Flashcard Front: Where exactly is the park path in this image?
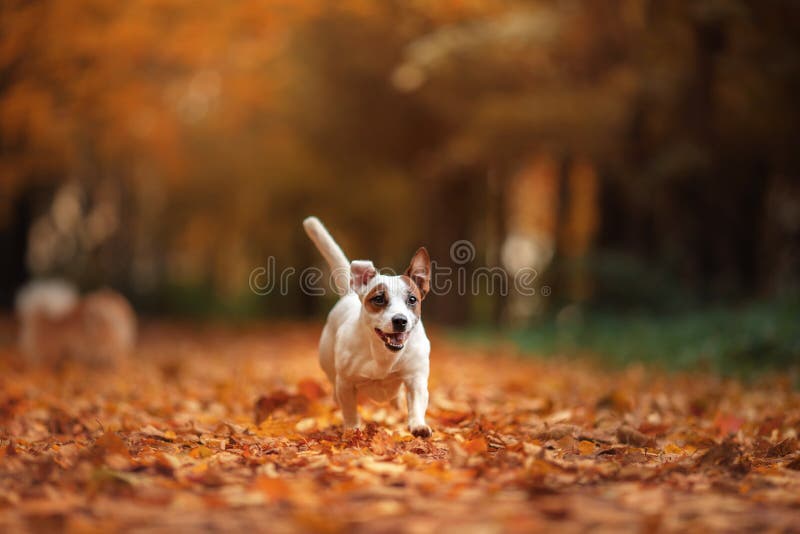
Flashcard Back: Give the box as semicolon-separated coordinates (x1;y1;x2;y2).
1;321;799;532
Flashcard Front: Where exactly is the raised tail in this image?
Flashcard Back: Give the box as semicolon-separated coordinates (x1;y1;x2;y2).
303;216;350;295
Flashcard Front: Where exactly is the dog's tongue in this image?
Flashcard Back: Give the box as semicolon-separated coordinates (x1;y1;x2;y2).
387;332;408;344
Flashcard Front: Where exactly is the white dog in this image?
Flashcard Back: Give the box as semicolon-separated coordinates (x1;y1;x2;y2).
303;216;433;437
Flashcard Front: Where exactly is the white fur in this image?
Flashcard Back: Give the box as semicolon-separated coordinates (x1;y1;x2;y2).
303;216;432;436
303;217;350;296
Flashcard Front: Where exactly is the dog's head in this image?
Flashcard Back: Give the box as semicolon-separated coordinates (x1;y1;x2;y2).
351;247;431;352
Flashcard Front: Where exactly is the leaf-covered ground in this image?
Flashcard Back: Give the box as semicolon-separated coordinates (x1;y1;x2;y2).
1;320;799;533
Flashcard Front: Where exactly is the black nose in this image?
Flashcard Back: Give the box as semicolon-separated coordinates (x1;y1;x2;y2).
392;315;408;332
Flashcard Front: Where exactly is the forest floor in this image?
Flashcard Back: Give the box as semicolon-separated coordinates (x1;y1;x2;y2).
1;320;799;533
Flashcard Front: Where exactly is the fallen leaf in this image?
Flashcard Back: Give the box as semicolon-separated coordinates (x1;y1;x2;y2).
189;446;214;459
254;391;292;423
616;425;656;447
766;438;797;458
664;443;686;455
463;436;489;455
596;390;633;412
297;378;326;401
359;457;406;476
537;424;579;441
578;440;596;455
786;456;800;470
3;321;799;532
697;440;751;475
434;410;472;426
714;413;745;436
93;431;131;460
252;476;290;500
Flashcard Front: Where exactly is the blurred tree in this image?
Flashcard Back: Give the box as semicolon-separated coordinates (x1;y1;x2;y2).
0;0;798;319
0;0;319;301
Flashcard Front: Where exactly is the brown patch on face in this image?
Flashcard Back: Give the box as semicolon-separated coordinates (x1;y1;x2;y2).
405;247;431;299
401;275;423;318
363;283;388;314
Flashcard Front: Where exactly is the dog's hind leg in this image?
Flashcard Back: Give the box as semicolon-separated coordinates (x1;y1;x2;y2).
389;383;406;411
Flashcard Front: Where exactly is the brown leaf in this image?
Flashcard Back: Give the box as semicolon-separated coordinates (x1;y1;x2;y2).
596;390;633;412
766;438;797;458
786;456;800;470
696;440;751;475
297;378;326;401
616;425;656;447
93;432;131;459
537;424;580;441
153;453;181;475
757;416;784;437
637;422;671;436
254;390;292;423
254;389;310;422
5;321;800;531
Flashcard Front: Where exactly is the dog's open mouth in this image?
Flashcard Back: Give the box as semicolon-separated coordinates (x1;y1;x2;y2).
374;329;408;352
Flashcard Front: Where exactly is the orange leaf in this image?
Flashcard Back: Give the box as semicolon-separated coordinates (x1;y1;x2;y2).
664;443;685;455
714;413;745;436
190;446;214;459
435;410;471;426
94;432;130;459
578;440;596;455
297;378;326;401
463;437;488;454
253;476;290;500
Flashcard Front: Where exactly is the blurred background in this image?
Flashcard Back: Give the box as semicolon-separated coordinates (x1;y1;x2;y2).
1;0;798;371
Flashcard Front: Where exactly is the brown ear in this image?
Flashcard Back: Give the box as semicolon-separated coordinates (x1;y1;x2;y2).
405;247;431;299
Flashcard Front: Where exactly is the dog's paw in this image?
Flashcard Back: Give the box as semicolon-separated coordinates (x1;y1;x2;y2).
410;424;432;438
342;424;361;434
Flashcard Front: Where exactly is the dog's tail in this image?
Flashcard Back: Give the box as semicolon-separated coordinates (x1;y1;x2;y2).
303;216;350;295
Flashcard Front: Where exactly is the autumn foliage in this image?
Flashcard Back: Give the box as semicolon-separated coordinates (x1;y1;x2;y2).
2;1;799;314
1;320;798;531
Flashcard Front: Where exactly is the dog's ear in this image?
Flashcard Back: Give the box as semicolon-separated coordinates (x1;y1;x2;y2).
405;247;431;299
350;260;377;295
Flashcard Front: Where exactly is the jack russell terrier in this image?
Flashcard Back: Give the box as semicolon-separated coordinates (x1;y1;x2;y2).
303;216;433;437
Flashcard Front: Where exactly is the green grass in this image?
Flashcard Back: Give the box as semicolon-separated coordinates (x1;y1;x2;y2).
450;299;800;376
148;282;266;320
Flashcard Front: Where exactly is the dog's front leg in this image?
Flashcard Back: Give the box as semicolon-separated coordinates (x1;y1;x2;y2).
335;378;359;430
405;377;431;438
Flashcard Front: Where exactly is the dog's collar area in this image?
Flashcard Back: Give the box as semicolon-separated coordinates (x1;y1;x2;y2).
374;328;408;352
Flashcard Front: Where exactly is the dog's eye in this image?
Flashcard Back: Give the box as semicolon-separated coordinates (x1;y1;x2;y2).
371;294;386;305
407;295;417;306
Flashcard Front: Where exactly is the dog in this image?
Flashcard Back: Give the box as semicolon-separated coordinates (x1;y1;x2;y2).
15;279;137;366
303;216;433;437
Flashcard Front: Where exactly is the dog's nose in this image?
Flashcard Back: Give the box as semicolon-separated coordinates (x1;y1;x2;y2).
391;314;408;332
